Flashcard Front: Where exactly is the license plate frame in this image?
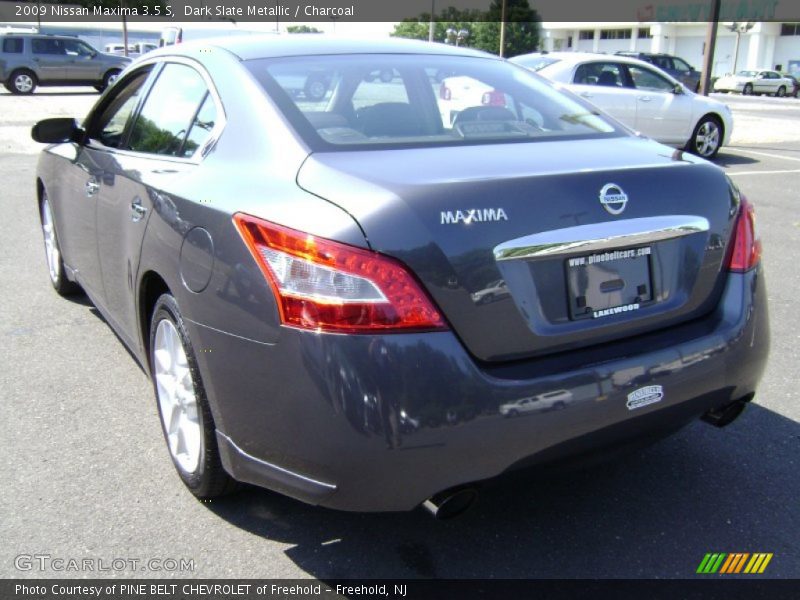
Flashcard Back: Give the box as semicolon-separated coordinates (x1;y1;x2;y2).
566;246;653;320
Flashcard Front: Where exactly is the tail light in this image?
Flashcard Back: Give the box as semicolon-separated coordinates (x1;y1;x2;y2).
726;196;762;272
481;90;506;106
439;83;451;100
233;214;447;334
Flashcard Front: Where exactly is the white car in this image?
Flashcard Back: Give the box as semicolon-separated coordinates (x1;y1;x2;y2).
714;69;795;97
511;52;733;159
499;390;573;417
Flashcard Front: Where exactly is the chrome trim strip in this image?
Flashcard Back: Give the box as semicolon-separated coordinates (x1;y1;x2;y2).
493;215;710;261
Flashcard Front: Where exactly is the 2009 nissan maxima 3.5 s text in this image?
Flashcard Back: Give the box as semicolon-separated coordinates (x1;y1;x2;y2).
32;37;769;518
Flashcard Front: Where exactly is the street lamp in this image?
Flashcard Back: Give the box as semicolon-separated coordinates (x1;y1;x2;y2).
726;21;754;74
445;28;469;46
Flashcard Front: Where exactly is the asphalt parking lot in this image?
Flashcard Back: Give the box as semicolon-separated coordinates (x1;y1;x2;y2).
1;88;798;580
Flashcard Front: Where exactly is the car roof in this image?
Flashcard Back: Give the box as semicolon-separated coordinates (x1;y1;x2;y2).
156;34;499;62
513;51;659;68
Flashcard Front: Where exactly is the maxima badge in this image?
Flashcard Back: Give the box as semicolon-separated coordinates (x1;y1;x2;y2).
626;385;664;410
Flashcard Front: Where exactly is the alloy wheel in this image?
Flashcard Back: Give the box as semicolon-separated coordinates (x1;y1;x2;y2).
154;319;202;474
41;199;60;284
14;73;34;93
694;120;720;157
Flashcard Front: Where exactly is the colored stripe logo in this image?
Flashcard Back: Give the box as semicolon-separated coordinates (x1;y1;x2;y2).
697;553;773;574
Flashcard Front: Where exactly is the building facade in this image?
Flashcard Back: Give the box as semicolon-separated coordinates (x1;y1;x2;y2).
542;21;800;76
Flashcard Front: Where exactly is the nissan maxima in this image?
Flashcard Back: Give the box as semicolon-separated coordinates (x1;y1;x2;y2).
32;37;769;518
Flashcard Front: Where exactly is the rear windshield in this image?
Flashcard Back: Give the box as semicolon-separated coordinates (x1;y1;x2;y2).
510;55;560;72
246;54;621;150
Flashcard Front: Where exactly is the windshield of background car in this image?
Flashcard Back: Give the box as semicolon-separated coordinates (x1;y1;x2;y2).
509;55;560;71
246;54;621;150
737;70;757;77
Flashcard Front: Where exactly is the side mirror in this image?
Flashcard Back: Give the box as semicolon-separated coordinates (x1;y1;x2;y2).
673;83;684;95
31;118;81;144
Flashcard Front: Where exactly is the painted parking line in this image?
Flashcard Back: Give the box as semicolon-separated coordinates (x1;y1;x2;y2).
725;148;800;162
727;168;800;176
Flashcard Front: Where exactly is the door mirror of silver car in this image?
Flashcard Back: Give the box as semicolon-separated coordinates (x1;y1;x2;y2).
31;118;82;144
673;83;684;95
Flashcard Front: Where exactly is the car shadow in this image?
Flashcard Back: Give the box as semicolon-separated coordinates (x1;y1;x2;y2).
0;90;98;96
202;403;799;578
714;151;760;167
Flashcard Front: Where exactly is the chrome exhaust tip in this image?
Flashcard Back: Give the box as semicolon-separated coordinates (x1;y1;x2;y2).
421;487;478;520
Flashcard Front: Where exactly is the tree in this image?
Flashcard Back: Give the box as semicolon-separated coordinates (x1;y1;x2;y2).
391;0;540;58
286;25;323;34
475;0;540;58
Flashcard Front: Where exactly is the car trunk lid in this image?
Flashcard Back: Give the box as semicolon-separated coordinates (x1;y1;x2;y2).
297;137;737;362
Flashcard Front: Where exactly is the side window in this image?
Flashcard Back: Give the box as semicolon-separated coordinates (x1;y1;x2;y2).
2;38;23;53
63;39;95;57
90;70;150;148
127;63;209;157
652;56;673;70
181;93;218;158
673;57;692;72
574;62;626;87
628;66;675;92
32;38;65;55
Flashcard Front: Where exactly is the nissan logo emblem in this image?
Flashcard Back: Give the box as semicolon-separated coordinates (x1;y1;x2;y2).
599;183;628;215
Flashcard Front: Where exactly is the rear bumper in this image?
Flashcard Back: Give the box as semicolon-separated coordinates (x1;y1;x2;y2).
189;268;769;512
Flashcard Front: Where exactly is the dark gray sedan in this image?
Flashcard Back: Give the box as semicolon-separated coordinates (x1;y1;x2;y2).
32;36;769;518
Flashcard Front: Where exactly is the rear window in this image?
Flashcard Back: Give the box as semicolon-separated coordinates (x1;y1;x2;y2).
2;38;23;53
510;55;560;72
246;54;620;150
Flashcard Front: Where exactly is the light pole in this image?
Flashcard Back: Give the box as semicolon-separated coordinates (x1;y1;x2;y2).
726;21;754;74
428;0;435;43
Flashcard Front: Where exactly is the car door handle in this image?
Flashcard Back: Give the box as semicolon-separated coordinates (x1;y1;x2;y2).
579;91;593;98
130;199;148;222
638;96;653;102
85;178;99;197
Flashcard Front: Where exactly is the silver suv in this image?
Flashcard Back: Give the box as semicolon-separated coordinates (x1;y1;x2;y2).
1;33;131;94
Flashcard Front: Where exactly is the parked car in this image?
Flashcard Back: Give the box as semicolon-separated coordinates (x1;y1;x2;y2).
615;51;701;92
713;69;796;96
512;51;733;158
1;33;131;94
499;390;572;417
105;42;158;57
779;72;800;97
31;36;768;518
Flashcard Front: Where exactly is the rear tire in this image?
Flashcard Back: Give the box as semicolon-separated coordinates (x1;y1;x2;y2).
40;193;81;296
7;69;37;94
149;294;237;499
777;86;786;97
686;115;723;159
97;69;121;92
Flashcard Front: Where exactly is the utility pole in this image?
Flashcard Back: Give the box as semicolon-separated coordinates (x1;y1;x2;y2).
499;0;507;57
699;0;721;95
428;0;435;42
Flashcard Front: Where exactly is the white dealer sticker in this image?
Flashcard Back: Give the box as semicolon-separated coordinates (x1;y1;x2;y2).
626;385;664;410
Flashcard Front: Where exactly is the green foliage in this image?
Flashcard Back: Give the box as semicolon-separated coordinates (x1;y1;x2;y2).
286;25;323;34
391;0;540;58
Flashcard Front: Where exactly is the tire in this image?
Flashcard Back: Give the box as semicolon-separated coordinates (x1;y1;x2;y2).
508;409;519;417
149;294;237;499
686;115;723;159
98;69;121;92
777;86;786;97
304;76;327;101
743;83;753;95
40;193;81;296
7;69;37;94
